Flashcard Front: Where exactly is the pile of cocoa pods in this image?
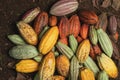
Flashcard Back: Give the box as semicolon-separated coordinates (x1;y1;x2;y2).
7;0;120;80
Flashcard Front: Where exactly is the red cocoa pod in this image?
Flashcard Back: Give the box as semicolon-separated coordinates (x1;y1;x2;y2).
59;38;68;45
69;14;81;37
34;12;48;35
89;45;96;60
79;10;98;24
93;44;102;55
59;17;69;38
76;36;83;43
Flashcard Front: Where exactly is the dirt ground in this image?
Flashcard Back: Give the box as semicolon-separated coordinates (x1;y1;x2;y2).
0;0;120;80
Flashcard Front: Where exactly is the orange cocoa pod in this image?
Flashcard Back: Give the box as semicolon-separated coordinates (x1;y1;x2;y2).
49;16;57;26
59;17;69;38
79;10;98;24
76;36;83;43
34;12;48;35
80;24;89;39
69;14;80;37
59;38;68;45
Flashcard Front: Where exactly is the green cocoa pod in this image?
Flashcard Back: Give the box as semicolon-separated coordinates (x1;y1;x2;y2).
56;41;74;59
84;56;100;77
33;54;43;62
89;26;98;45
38;26;50;40
98;71;109;80
70;56;79;80
69;35;78;53
8;34;26;45
97;28;113;57
9;45;39;59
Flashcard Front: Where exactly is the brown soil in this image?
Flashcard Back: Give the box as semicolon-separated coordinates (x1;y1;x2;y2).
0;0;120;80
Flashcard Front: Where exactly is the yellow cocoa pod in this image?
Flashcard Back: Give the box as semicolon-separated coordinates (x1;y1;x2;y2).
16;59;39;73
80;68;95;80
76;39;90;63
17;21;38;45
56;55;70;77
38;26;59;55
39;52;55;80
97;53;118;78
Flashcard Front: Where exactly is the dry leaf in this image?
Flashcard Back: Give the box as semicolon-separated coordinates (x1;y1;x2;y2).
112;0;120;11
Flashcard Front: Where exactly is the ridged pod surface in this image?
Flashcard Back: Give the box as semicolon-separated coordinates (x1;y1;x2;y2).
56;55;70;77
39;52;55;80
50;0;78;16
69;15;80;37
97;28;113;57
38;26;59;55
80;68;95;80
56;41;74;59
69;35;78;53
97;71;109;80
97;53;118;78
84;56;100;77
9;45;39;59
76;39;90;63
16;59;39;73
17;21;38;45
70;56;79;80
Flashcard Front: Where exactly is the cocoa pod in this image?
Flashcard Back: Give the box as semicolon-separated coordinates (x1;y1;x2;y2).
56;55;70;77
97;53;118;78
34;12;48;35
17;21;38;45
50;0;78;16
109;32;119;43
22;7;40;23
96;13;108;31
97;28;113;57
59;17;69;38
93;44;102;55
76;39;90;63
49;16;57;26
79;10;98;24
112;41;120;60
89;45;96;60
76;36;83;43
59;37;68;45
69;14;80;37
108;15;117;35
79;67;95;80
84;56;100;77
39;52;55;80
80;24;89;39
89;25;98;45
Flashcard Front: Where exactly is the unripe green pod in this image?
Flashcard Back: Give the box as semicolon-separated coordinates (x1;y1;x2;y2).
69;35;78;53
8;34;26;45
98;71;109;80
9;45;39;59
